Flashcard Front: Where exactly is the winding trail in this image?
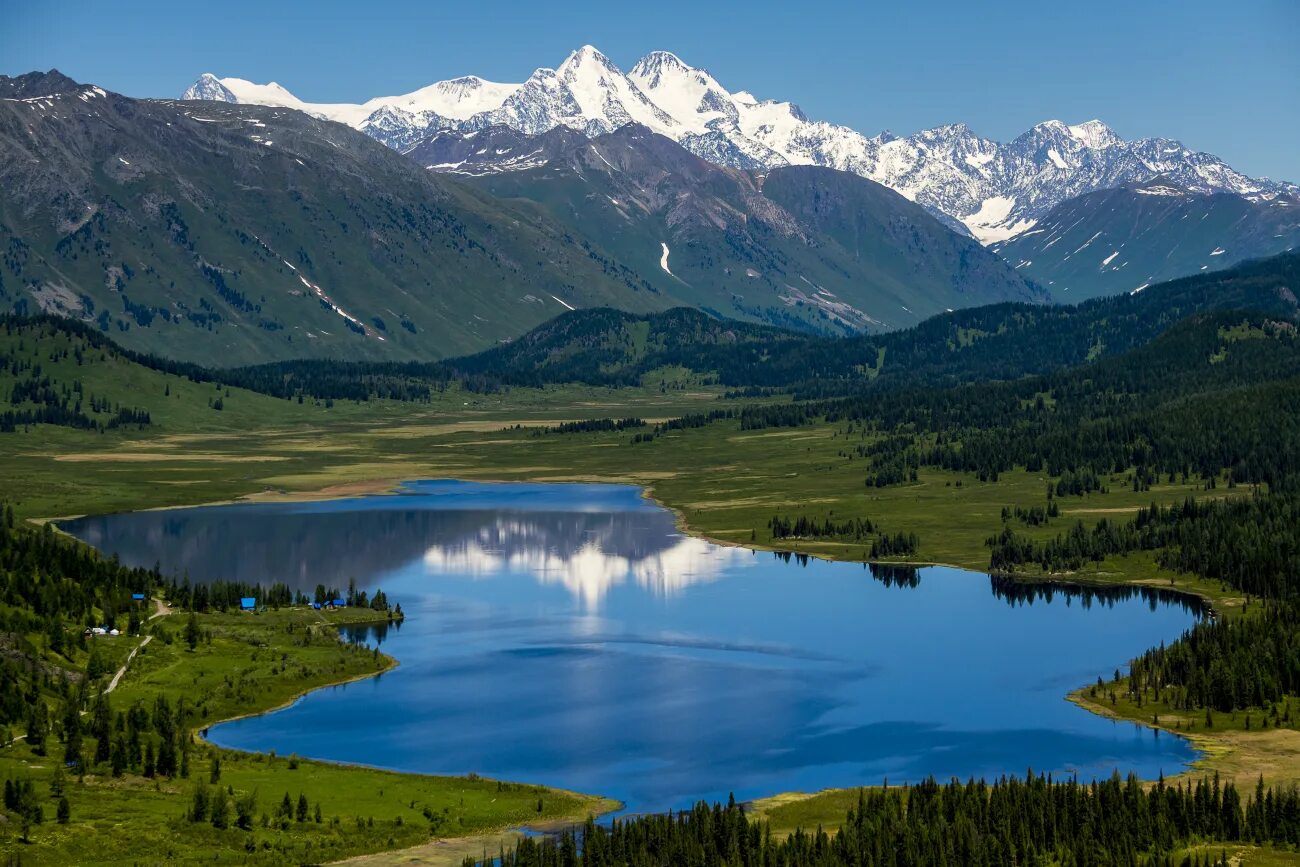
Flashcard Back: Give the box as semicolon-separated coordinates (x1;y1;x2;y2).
106;597;171;694
105;635;152;693
4;599;172;745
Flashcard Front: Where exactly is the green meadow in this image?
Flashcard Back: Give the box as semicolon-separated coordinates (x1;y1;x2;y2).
0;603;614;865
0;331;1293;863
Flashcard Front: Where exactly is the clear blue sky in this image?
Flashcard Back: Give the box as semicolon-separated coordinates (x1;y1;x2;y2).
5;0;1298;182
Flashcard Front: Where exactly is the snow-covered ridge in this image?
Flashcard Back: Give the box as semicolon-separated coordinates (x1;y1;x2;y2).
183;46;1298;244
182;71;518;127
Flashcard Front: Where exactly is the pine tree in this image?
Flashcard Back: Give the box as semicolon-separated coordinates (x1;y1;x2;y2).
25;700;49;755
210;785;229;829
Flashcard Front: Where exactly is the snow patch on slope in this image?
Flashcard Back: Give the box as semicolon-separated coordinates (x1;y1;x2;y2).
963;196;1038;244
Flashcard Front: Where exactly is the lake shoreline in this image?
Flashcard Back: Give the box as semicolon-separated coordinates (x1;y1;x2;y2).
66;474;1225;845
187;607;625;863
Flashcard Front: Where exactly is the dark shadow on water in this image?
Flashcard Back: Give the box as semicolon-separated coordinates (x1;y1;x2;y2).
989;574;1208;617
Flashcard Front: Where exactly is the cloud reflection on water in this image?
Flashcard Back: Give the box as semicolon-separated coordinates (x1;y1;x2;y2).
421;519;750;608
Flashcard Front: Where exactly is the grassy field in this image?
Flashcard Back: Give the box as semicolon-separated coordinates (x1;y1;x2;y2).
1;387;736;520
0;737;611;866
3;365;1297;862
108;606;397;730
3;409;1229;573
0;605;615;865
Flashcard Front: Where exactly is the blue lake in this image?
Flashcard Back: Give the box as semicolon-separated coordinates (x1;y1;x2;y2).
62;480;1201;813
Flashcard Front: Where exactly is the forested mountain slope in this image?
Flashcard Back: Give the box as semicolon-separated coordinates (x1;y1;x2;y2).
0;315;324;434
440;251;1300;390
4;252;1297;417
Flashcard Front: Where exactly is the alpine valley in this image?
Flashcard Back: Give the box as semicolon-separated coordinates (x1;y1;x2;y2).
1;46;1294;365
11;18;1300;867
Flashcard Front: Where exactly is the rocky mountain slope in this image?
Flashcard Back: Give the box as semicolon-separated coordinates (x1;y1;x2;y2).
185;46;1298;244
0;71;676;365
993;180;1300;300
2;70;1041;364
443;123;1043;332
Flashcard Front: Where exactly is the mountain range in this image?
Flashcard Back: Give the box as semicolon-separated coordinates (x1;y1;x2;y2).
0;70;1036;364
3;48;1294;368
0;71;668;364
185;46;1299;244
442;123;1040;332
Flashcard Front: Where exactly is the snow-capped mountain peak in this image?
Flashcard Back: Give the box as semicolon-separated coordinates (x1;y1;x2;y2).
386;75;517;120
181;73;237;103
180;71;516;130
629;50;694;80
550;44;677;136
1029;119;1071;135
182;47;1298;244
627;50;736;134
461;46;677;140
187;75;340;121
1068;119;1121;149
559;44;618;73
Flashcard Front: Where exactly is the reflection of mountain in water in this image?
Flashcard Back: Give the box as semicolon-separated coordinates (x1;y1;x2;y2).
60;492;1206;620
424;518;748;607
59;498;743;601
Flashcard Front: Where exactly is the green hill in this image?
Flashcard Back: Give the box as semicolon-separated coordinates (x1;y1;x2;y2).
0;315;313;435
441;250;1300;391
6;252;1297;424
